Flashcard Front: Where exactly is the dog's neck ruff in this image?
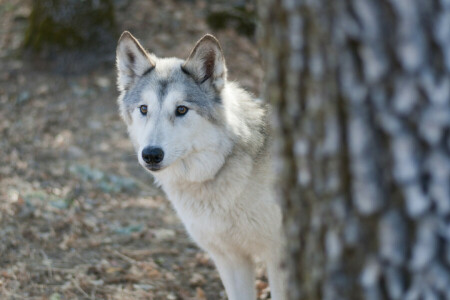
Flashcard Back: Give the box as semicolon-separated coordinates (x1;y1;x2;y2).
154;148;253;210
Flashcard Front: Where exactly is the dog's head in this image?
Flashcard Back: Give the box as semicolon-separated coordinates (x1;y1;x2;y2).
116;32;233;182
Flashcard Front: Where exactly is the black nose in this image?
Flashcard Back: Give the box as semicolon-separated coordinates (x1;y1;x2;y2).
142;147;164;164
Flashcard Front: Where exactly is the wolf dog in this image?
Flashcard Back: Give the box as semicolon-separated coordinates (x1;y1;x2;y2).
116;31;286;300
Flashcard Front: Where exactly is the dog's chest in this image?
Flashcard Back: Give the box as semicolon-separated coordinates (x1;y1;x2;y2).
165;186;254;251
172;192;236;235
180;207;229;243
157;161;278;255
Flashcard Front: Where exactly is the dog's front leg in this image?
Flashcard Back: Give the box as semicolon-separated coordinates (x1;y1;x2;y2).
266;248;287;300
210;252;256;300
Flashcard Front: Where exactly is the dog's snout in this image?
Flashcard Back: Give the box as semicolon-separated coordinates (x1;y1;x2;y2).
142;147;164;164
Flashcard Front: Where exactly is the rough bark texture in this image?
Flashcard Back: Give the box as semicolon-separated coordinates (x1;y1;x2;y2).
23;0;116;73
259;0;450;299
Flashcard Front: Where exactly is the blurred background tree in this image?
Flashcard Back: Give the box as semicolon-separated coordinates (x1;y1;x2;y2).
23;0;117;73
260;0;450;299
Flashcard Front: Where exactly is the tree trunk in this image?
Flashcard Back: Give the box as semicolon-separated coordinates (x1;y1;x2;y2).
259;1;450;299
23;0;116;73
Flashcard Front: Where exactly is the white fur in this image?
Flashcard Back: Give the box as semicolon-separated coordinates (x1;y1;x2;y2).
152;104;286;300
116;32;287;300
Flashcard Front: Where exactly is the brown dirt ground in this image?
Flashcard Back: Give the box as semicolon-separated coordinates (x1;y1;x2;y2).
0;0;268;299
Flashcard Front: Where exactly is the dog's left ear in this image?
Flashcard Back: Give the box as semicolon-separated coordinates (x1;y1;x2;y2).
182;34;227;91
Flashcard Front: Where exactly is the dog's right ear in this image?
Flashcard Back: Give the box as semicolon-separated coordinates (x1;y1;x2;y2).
116;31;155;92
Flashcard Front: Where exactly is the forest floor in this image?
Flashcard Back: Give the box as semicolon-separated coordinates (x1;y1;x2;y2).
0;0;266;299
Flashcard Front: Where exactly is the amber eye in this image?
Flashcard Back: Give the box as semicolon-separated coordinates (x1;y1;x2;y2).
139;105;148;115
176;105;189;116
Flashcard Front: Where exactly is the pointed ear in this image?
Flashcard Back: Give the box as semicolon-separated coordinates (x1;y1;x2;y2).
182;34;227;91
116;31;155;92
